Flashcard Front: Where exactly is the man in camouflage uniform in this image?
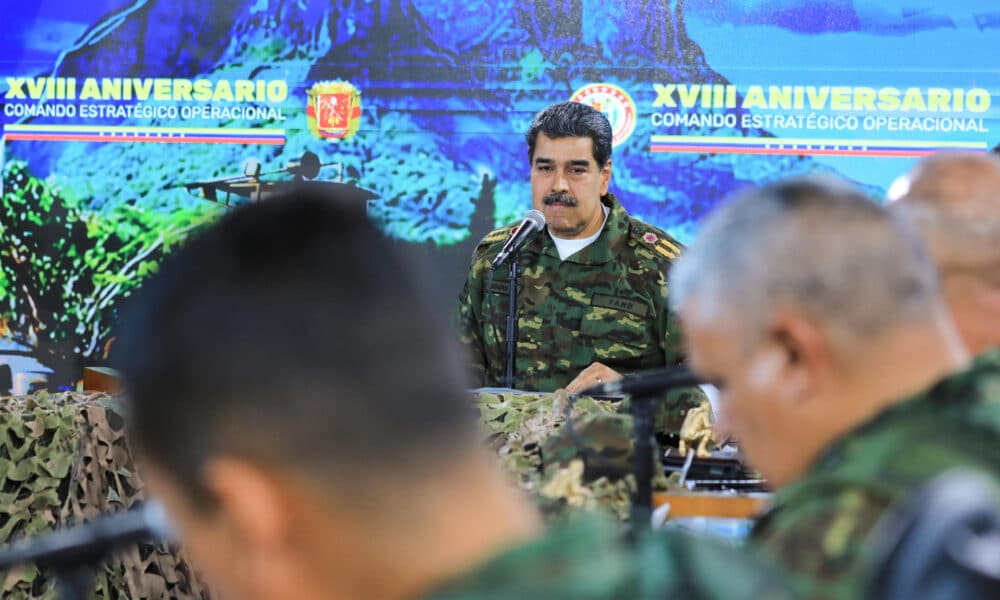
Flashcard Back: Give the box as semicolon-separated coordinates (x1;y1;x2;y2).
670;176;1000;598
456;101;689;394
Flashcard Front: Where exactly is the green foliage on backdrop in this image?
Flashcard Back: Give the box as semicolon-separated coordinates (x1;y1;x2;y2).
0;163;219;383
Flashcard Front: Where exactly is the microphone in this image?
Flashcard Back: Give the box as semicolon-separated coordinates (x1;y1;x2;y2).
490;210;546;271
0;501;174;569
580;365;704;397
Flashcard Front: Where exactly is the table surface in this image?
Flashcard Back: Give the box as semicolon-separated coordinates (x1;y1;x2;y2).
654;491;772;520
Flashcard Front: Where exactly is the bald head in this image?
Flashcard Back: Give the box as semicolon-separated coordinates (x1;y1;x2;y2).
904;152;1000;210
892;152;1000;353
893;152;1000;273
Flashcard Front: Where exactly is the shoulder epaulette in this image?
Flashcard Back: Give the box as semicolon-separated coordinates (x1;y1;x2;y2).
476;225;514;249
633;223;684;260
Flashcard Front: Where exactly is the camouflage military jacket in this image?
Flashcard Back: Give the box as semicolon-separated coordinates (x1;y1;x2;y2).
751;348;1000;599
424;516;794;600
456;193;686;392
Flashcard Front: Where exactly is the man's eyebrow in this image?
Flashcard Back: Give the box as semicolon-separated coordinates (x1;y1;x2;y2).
532;157;592;167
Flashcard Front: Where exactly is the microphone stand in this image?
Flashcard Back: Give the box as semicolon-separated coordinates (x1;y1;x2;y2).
32;546;117;600
503;255;519;389
630;392;657;528
50;563;96;600
0;502;171;600
628;372;703;531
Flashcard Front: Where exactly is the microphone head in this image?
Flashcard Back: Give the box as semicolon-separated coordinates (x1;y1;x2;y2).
524;209;546;228
489;209;547;271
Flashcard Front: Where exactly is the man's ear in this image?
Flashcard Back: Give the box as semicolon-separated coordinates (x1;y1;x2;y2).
600;159;612;194
201;458;291;553
766;311;832;405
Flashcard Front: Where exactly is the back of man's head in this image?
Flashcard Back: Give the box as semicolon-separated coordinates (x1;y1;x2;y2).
673;176;939;350
115;188;476;502
671;177;962;487
891;152;1000;353
114;188;545;600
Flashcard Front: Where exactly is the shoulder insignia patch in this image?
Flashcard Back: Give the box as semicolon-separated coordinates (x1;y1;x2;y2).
654;237;682;260
636;225;683;260
479;228;511;246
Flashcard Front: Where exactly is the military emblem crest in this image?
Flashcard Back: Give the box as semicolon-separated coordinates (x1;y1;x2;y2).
643;232;658;244
306;80;362;140
570;83;637;147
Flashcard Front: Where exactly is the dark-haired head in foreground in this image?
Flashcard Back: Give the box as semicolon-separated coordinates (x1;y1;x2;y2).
115;188;540;599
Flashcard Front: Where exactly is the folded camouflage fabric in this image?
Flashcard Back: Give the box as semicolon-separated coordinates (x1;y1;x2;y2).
0;391;210;599
476;388;700;520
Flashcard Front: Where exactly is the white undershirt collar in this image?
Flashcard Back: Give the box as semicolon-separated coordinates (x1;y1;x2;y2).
548;204;610;261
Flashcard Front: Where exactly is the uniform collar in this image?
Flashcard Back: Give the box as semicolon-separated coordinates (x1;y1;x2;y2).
776;349;1000;500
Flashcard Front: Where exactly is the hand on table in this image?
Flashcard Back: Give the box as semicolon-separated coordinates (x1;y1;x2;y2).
564;362;622;395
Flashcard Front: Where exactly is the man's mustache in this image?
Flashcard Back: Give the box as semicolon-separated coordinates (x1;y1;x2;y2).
543;193;577;207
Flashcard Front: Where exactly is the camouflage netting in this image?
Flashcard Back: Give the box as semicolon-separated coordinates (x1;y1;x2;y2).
0;391;211;599
0;387;696;598
476;390;683;521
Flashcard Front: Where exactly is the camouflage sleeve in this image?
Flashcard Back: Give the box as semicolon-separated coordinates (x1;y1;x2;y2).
633;256;704;436
652;385;707;437
659;256;687;367
649;231;685;367
455;262;487;387
613;385;704;439
653;531;797;600
752;484;893;599
659;252;706;435
663;303;686;366
426;518;795;600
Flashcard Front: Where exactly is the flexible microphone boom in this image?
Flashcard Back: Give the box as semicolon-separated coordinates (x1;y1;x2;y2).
580;365;705;397
0;501;174;570
490;210;546;271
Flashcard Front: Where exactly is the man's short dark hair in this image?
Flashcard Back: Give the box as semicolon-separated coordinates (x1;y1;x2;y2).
114;188;475;505
526;101;613;168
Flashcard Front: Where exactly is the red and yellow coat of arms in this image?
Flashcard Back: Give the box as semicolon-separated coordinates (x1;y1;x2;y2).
306;80;362;140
